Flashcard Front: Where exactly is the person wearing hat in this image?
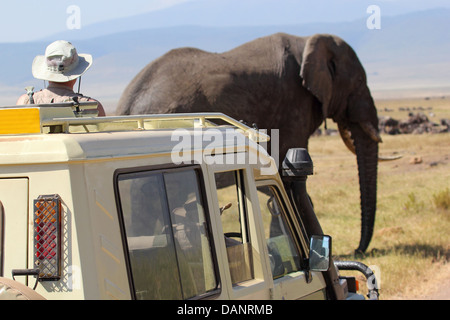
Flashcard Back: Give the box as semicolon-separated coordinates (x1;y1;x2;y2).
16;40;105;116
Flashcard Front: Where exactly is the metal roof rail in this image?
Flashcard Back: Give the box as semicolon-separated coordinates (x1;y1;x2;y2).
42;112;270;142
0;102;269;142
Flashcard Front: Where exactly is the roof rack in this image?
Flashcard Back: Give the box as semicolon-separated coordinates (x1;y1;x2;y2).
0;103;269;142
44;112;269;142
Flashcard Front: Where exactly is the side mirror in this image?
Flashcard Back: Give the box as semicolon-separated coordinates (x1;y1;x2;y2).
309;235;332;272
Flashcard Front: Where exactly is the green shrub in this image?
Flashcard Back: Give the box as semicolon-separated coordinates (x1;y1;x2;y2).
433;188;450;210
404;192;425;211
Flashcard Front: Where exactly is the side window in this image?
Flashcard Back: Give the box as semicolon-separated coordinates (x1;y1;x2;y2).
257;185;301;279
215;171;254;285
116;168;217;300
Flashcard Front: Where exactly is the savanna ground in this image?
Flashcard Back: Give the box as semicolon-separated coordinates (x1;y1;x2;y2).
307;96;450;300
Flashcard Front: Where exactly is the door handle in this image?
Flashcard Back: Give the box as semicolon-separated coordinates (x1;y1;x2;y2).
12;268;40;290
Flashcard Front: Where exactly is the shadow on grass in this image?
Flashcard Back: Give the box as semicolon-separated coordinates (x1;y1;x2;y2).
336;243;450;262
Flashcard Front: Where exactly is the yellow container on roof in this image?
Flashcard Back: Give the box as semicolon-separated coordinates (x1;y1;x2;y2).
0;108;41;134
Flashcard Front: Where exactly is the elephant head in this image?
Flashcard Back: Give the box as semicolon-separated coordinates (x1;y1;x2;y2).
300;34;380;253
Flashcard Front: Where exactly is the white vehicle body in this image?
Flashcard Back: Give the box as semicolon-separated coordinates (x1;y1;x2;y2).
0;103;365;300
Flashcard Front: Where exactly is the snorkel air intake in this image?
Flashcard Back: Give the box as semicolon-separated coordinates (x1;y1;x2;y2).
282;148;345;300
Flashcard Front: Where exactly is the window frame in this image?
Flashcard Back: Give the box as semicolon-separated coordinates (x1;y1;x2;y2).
215;169;255;285
255;181;309;267
211;166;273;297
114;164;221;300
216;170;250;243
255;180;328;300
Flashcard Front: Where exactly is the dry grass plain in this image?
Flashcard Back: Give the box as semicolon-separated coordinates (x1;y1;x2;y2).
307;96;450;300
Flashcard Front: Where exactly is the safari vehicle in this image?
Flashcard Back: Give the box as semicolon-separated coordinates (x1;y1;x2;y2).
0;101;378;300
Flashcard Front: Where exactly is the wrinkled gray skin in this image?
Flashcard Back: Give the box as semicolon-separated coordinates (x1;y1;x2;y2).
117;33;381;253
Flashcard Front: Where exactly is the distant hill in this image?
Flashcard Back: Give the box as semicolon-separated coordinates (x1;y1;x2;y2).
1;8;449;112
44;0;370;41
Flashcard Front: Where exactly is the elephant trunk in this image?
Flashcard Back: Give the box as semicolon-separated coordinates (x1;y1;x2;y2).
350;123;379;253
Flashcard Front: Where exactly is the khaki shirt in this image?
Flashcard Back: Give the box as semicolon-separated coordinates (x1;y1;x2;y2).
16;83;105;116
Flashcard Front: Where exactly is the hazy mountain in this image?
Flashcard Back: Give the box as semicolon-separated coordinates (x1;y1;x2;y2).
44;0;372;41
1;7;449;112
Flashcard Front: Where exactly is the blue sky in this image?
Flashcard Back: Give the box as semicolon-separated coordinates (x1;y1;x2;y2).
0;0;189;42
1;0;450;43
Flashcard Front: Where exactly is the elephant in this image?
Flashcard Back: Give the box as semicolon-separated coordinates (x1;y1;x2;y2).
116;32;383;253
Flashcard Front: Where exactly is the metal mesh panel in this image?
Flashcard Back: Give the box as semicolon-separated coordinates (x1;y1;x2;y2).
33;195;61;280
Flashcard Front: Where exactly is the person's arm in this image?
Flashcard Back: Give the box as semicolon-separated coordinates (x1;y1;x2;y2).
16;94;29;105
86;97;106;116
96;101;106;117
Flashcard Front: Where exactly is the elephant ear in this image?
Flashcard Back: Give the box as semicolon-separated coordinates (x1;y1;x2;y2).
300;34;339;119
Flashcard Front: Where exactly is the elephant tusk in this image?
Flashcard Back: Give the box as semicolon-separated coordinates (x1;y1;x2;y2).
338;123;402;161
360;121;382;143
359;122;404;161
378;154;403;161
338;123;356;155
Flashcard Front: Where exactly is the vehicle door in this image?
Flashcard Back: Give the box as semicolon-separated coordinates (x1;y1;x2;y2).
0;178;29;285
255;180;327;300
206;160;272;300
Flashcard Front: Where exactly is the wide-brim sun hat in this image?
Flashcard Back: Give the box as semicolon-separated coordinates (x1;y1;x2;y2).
32;40;92;82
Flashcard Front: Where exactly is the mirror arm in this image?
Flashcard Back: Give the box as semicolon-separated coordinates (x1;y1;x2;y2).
302;258;313;284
